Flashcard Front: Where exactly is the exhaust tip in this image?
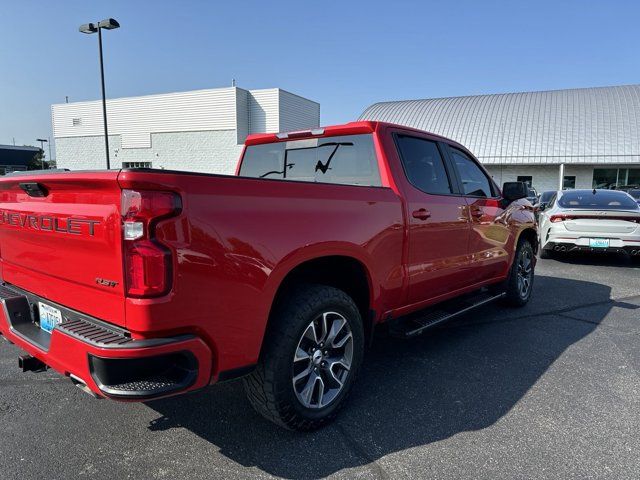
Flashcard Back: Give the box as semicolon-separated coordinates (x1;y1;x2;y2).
70;374;101;399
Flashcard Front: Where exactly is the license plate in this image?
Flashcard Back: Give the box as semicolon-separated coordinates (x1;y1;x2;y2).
589;238;610;248
39;302;62;333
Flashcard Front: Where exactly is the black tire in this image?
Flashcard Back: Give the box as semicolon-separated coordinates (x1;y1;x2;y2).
243;284;364;431
503;239;535;307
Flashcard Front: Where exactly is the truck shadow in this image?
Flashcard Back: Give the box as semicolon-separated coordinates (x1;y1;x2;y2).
145;275;631;479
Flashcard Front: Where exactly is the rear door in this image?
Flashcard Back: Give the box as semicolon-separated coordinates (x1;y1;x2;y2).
444;145;510;283
0;172;126;325
392;132;471;304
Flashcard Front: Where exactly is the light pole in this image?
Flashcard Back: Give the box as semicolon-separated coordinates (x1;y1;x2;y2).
79;18;120;170
36;138;48;168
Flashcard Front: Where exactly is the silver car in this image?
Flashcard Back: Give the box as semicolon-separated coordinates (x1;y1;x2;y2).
538;189;640;260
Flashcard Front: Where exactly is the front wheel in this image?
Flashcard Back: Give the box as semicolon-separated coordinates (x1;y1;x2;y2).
244;284;364;431
503;239;535;307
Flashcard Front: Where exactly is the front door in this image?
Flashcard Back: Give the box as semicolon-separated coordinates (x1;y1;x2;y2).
446;146;510;283
394;134;471;304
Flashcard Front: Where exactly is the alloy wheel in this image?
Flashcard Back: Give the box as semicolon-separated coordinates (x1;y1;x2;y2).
292;311;353;409
517;248;533;298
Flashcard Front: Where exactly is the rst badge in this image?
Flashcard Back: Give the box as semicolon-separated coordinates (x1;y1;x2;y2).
95;278;118;288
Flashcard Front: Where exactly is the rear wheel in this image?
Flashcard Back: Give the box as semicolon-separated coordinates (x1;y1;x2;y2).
244;284;364;431
503;239;535;307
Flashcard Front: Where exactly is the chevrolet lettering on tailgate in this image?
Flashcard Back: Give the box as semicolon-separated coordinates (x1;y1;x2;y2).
0;210;100;236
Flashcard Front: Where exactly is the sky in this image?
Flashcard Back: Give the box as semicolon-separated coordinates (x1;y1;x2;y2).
2;0;640;156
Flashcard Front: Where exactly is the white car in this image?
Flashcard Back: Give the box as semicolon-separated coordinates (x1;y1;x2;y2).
538;189;640;260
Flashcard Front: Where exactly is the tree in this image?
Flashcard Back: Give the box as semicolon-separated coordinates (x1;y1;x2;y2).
25;147;45;170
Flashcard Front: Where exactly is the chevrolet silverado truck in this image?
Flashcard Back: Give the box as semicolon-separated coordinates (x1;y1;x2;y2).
0;121;536;431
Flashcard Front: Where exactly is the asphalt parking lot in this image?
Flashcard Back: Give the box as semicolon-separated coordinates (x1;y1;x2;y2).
1;253;639;479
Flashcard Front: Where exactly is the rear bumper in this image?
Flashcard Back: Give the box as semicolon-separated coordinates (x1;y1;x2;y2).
543;240;640;256
0;283;212;400
542;227;640;255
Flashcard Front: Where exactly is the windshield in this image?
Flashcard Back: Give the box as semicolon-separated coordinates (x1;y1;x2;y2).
558;190;639;210
239;134;381;187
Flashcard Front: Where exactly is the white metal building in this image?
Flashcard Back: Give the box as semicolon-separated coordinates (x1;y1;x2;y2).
360;85;640;192
52;86;320;174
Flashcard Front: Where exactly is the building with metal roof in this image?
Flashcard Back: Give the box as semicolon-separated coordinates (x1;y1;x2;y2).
360;85;640;192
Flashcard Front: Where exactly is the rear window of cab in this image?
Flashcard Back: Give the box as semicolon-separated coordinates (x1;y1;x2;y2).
239;134;382;187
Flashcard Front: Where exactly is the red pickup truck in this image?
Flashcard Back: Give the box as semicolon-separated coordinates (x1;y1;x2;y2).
0;121;536;430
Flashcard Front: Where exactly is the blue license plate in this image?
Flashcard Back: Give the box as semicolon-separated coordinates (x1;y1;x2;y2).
39;302;62;333
589;238;610;248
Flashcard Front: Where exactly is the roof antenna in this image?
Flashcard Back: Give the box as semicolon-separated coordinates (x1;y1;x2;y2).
232;78;236;87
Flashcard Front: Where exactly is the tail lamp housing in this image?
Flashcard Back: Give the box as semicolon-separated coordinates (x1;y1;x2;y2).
121;189;182;298
549;214;568;223
550;214;640;223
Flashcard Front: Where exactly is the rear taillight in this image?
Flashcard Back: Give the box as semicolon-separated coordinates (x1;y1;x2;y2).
121;189;182;298
550;214;569;223
550;214;640;223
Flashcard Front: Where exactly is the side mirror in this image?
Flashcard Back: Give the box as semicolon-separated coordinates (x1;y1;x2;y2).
502;182;528;203
538;203;547;211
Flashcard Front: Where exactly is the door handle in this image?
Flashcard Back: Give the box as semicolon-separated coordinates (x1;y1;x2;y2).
412;208;431;220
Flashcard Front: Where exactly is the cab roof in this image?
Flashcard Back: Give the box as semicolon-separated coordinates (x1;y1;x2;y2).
244;121;469;151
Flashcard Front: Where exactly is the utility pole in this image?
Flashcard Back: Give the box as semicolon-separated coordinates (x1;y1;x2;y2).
36;138;48;168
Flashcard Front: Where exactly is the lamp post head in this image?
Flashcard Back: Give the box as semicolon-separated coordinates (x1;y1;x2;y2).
79;23;98;34
98;18;120;30
36;138;48;143
79;19;119;34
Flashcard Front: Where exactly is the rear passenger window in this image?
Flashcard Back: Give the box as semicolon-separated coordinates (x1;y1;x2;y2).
450;148;494;197
395;135;452;195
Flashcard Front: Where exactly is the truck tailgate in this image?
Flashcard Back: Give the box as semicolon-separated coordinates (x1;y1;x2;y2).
0;171;126;326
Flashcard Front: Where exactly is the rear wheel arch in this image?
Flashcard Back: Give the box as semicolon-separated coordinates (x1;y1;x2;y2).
262;255;374;356
517;227;538;254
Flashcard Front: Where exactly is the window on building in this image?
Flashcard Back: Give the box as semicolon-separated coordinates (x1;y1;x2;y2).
72;118;82;126
122;162;152;169
517;176;533;187
593;168;640;189
626;168;640;187
239;134;382;187
395;136;452;194
450;148;495;197
563;176;576;189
